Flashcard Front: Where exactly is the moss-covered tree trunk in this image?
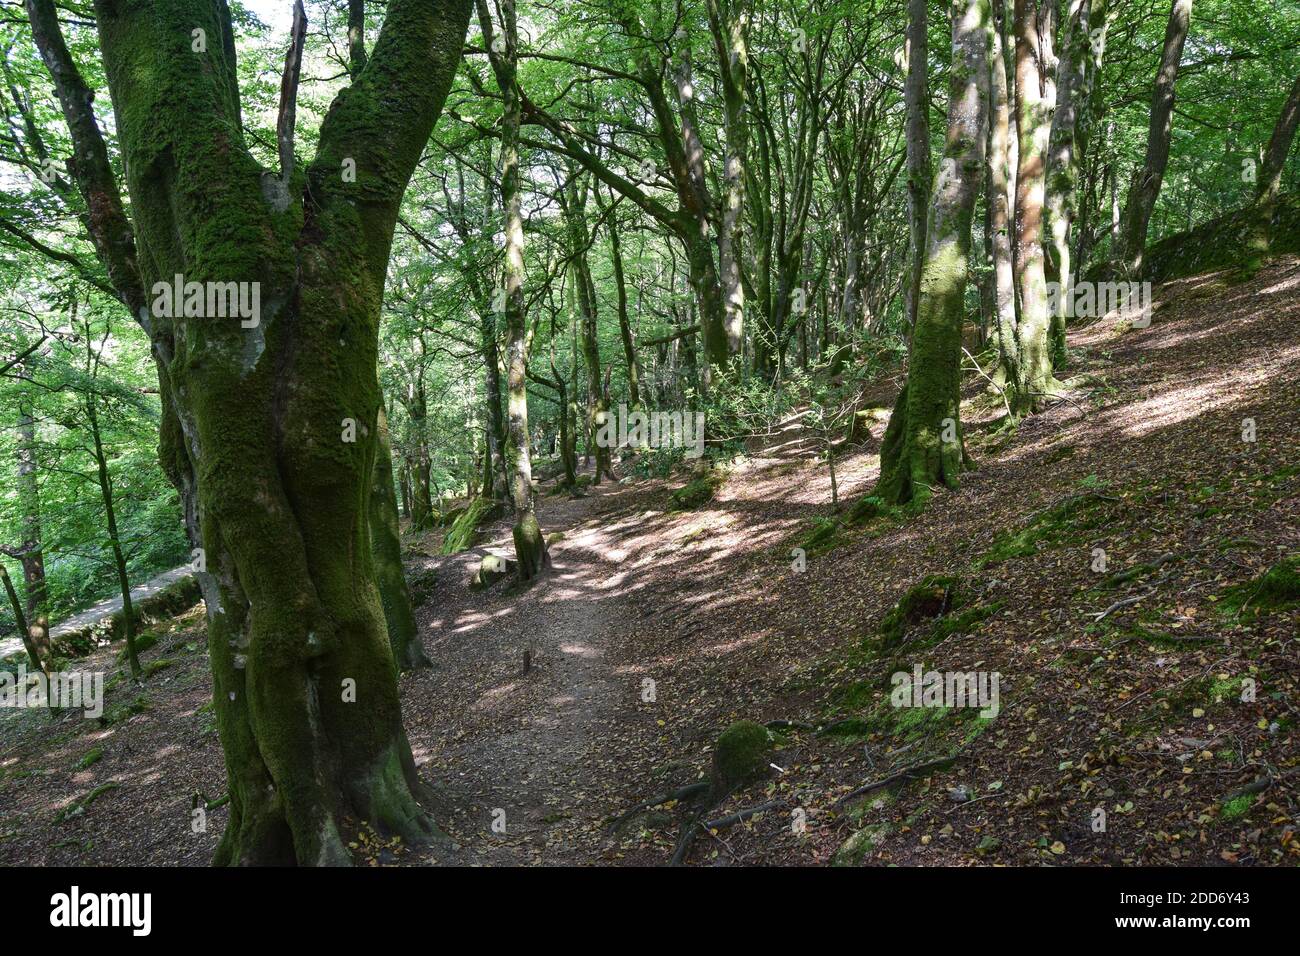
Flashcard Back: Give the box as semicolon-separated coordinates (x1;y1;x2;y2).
1115;0;1193;277
370;403;430;671
478;0;549;581
33;0;470;865
876;0;989;506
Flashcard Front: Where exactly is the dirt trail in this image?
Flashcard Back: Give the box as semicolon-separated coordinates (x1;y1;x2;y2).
0;566;193;663
402;482;653;864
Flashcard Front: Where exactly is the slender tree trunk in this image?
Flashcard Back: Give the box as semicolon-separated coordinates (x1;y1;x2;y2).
370;403;430;671
1045;0;1091;370
903;0;932;333
706;0;748;357
563;179;615;483
606;202;640;409
987;0;1019;391
876;0;989;506
1;563;45;675
83;371;141;682
479;0;548;580
1115;0;1193;276
1009;0;1061;413
14;397;51;663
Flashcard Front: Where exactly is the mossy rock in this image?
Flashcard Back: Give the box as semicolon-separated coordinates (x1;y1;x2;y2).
832;823;890;866
545;531;566;545
669;472;721;511
878;575;964;651
470;553;516;590
141;658;175;678
75;747;104;771
1144;192;1300;283
115;631;159;664
1220;556;1300;616
441;497;502;554
99;694;149;727
710;720;774;795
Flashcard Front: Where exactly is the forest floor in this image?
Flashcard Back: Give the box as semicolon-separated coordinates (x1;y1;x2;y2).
0;256;1296;866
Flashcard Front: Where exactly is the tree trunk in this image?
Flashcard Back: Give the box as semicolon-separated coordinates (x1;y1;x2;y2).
31;0;472;864
14;397;51;664
1;563;45;675
1009;0;1061;413
479;0;549;581
987;0;1019;391
601;191;640;409
1257;72;1300;204
563;178;615;483
1045;0;1092;370
370;403;430;671
706;0;748;357
876;0;989;506
903;0;932;334
1115;0;1193;276
85;368;141;683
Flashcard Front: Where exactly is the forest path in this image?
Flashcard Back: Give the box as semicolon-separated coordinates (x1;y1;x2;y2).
0;565;193;663
401;478;655;864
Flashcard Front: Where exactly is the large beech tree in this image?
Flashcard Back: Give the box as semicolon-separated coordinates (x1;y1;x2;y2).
27;0;471;864
876;0;988;506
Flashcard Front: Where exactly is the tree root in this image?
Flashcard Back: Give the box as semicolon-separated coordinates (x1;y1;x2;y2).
605;781;709;834
834;752;963;808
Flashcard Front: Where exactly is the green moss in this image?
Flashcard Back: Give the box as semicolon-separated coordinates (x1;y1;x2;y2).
977;492;1109;567
832;823;891;865
846;495;889;524
115;631;159;664
798;517;839;555
99;694;149;727
669;472;721;510
1220;556;1300;616
710;720;774;794
75;747;105;771
54;782;121;824
142;658;175;678
1220;795;1253;820
877;575;964;650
